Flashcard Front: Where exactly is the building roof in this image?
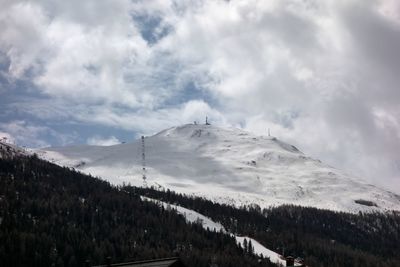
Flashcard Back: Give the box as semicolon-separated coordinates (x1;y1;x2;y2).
93;257;185;267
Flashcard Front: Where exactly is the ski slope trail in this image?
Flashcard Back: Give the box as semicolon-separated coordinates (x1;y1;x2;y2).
142;196;290;266
36;124;400;213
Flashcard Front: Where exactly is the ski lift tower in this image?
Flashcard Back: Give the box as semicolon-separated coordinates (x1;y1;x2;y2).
205;116;211;125
141;136;147;187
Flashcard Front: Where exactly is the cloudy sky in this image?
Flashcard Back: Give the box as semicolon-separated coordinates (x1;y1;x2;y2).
1;0;400;191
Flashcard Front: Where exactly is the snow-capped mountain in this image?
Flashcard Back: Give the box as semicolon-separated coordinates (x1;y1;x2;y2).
36;124;400;213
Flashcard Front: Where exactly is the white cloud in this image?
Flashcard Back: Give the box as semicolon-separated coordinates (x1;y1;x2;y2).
74;100;227;136
149;0;400;190
87;135;120;146
0;120;50;147
0;120;77;148
0;2;49;78
1;0;399;191
0;0;169;108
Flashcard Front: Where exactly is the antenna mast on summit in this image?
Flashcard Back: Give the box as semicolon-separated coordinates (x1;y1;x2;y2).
268;128;271;137
141;136;147;187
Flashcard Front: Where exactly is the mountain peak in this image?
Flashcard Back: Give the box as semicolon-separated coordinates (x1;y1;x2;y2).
156;123;302;154
156;123;220;138
36;124;400;213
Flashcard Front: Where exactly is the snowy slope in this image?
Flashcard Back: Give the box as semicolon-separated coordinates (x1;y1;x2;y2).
36;124;400;213
235;236;287;266
142;197;290;266
142;196;225;232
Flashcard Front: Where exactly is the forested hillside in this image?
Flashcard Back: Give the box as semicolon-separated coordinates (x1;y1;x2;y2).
0;154;275;267
1;153;400;267
137;188;400;267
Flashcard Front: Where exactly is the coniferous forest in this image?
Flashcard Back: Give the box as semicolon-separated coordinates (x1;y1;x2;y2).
1;153;400;267
0;155;275;267
137;188;400;267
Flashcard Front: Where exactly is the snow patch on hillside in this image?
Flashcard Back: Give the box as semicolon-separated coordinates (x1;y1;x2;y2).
142;197;289;265
142;196;225;232
235;236;287;266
